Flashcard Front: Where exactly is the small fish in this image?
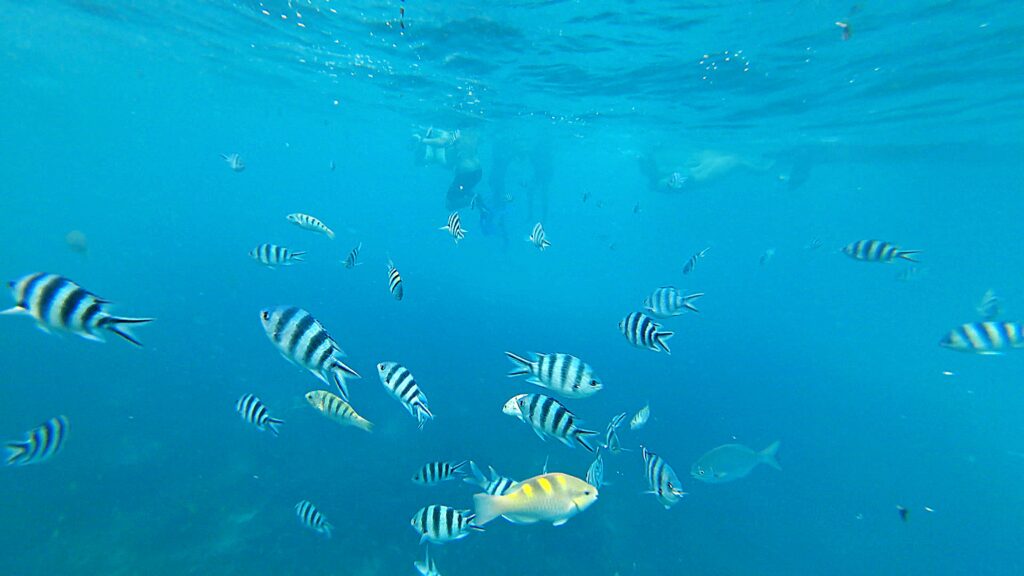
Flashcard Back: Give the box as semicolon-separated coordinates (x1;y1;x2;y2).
236;394;283;436
440;212;467;243
329;160;336;172
464;461;518;495
836;21;851;41
410;505;483;544
691;441;781;483
473;472;598;526
377;362;433;428
633;201;641;214
249;244;305;267
586;451;605;489
259;307;360;399
977;289;1001;320
502;393;599;452
682;247;710;275
641;446;686;509
804;237;824;251
529;222;551;251
630;403;650;430
295;500;332;538
4;273;153;346
413;461;470;486
344;242;363;269
582;191;591;203
505;352;603;399
415;547;441;576
220;153;245;172
667;172;687;189
619;312;673;354
939;321;1024;355
896;505;908;522
603;412;629;454
5;416;68;466
305;390;373;432
286;213;335;239
643;287;703;318
895;266;927;283
387;259;404;301
65;230;88;255
842;240;919;263
759;248;776;267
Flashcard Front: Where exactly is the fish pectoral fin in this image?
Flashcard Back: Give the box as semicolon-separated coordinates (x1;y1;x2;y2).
0;306;28;315
531;427;548;442
552;519;568;527
525;377;543;386
79;332;106;343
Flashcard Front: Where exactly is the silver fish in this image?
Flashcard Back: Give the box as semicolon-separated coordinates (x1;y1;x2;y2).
842;240;919;263
630;403;650;430
619;312;673;354
641;445;686;509
220;153;245;172
286;213;335;239
940;321;1024;355
682;247;709;274
386;259;404;301
410;505;483;544
691;441;781;483
295;500;332;538
501;393;598;452
643;287;703;318
344;242;362;269
603;412;629;454
236;394;283;436
250;243;305;267
528;223;551;251
505;351;602;399
440;212;467;244
377;362;433;428
5;416;68;466
413;461;469;486
258;306;360;399
585;450;606;488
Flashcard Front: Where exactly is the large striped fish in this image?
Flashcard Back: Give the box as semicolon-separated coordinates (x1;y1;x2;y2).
259;307;360;399
410;505;483;544
842;239;920;263
305;390;373;432
413;460;469;486
464;461;518;496
440;212;467;244
386;259;404;301
643;287;703;318
472;472;598;526
286;213;335;239
4;273;153;346
619;312;673;354
505;351;603;399
501;393;598;452
377;362;433;428
250;243;305;267
5;416;68;466
940;321;1024;355
641;446;686;509
295;500;333;538
236;394;283;436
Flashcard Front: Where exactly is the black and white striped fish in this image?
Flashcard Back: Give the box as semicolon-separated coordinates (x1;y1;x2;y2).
249;243;305;267
413;460;469;486
501;393;599;452
528;222;551;251
5;416;68;466
440;212;467;243
641;445;687;509
682;247;709;275
3;273;153;346
377;362;433;428
940;321;1024;355
415;546;441;576
586;450;606;489
643;287;703;318
604;412;629;454
505;351;603;399
410;505;483;544
295;500;333;537
619;312;673;354
286;213;335;239
259;306;360;400
236;394;283;436
344;242;363;269
842;239;919;263
464;461;518;496
387;259;404;301
630;403;651;430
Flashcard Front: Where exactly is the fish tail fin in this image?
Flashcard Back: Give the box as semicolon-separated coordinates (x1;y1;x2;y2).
5;442;28;466
266;418;284;437
542;240;551;250
416;405;434;429
330;360;360;401
291;252;306;261
326;230;335;240
465;460;487;488
472;494;504;526
102;316;155;347
655;331;674;355
575;429;600;453
683;293;704;313
505;351;534;376
760;440;781;470
452;460;470;475
897;250;921;263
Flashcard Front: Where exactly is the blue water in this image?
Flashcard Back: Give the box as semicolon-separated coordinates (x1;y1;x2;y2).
2;1;1023;574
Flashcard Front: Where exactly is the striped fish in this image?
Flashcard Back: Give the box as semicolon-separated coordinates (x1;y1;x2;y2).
386;259;404;301
939;321;1024;355
586;450;605;489
376;362;433;428
505;352;603;399
641;446;687;509
236;394;283;436
410;505;483;544
464;461;518;496
643;287;703;318
413;460;469;485
977;289;1001;320
630;403;651;430
295;500;333;538
440;212;467;243
3;273;153;346
501;393;599;452
259;307;360;400
249;243;305;267
528;222;551;251
415;547;441;576
682;247;709;275
604;412;629;454
344;242;362;269
619;312;673;354
305;390;373;432
842;239;920;263
286;213;335;239
5;416;68;466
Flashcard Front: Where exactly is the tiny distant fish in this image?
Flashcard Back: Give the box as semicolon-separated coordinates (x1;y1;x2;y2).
896;505;908;522
250;244;305;267
464;461;518;496
586;450;605;489
413;461;469;486
691;441;780;483
305;390;373;432
505;352;603;399
641;445;686;509
502;393;599;452
415;547;441;576
682;247;710;275
386;259;404;300
630;403;650;430
619;312;673;354
643;287;703;318
221;153;245;172
759;248;776;267
939;321;1024;355
582;191;591;203
286;213;335;239
259;306;361;399
473;473;598;527
377;362;433;428
633;201;641;214
4;273;153;346
895;266;927;283
842;240;919;263
344;242;363;269
65;230;88;255
977;289;1001;320
440;212;467;244
804;237;824;251
5;416;68;466
667;172;687;189
529;223;551;251
329;160;336;172
410;505;483;544
603;412;629;454
295;500;332;538
836;21;851;41
236;394;283;436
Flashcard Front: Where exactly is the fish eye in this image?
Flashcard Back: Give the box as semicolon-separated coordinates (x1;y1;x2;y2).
583;490;591;496
590;380;599;387
261;311;270;321
698;470;705;476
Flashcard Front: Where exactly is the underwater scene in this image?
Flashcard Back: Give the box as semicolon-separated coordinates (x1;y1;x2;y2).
1;1;1023;575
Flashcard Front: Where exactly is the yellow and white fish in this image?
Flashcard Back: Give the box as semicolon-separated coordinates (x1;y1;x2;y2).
472;472;598;527
286;213;335;239
305;390;372;432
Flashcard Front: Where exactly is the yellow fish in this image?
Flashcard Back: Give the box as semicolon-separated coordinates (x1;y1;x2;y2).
472;472;597;527
305;390;373;432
